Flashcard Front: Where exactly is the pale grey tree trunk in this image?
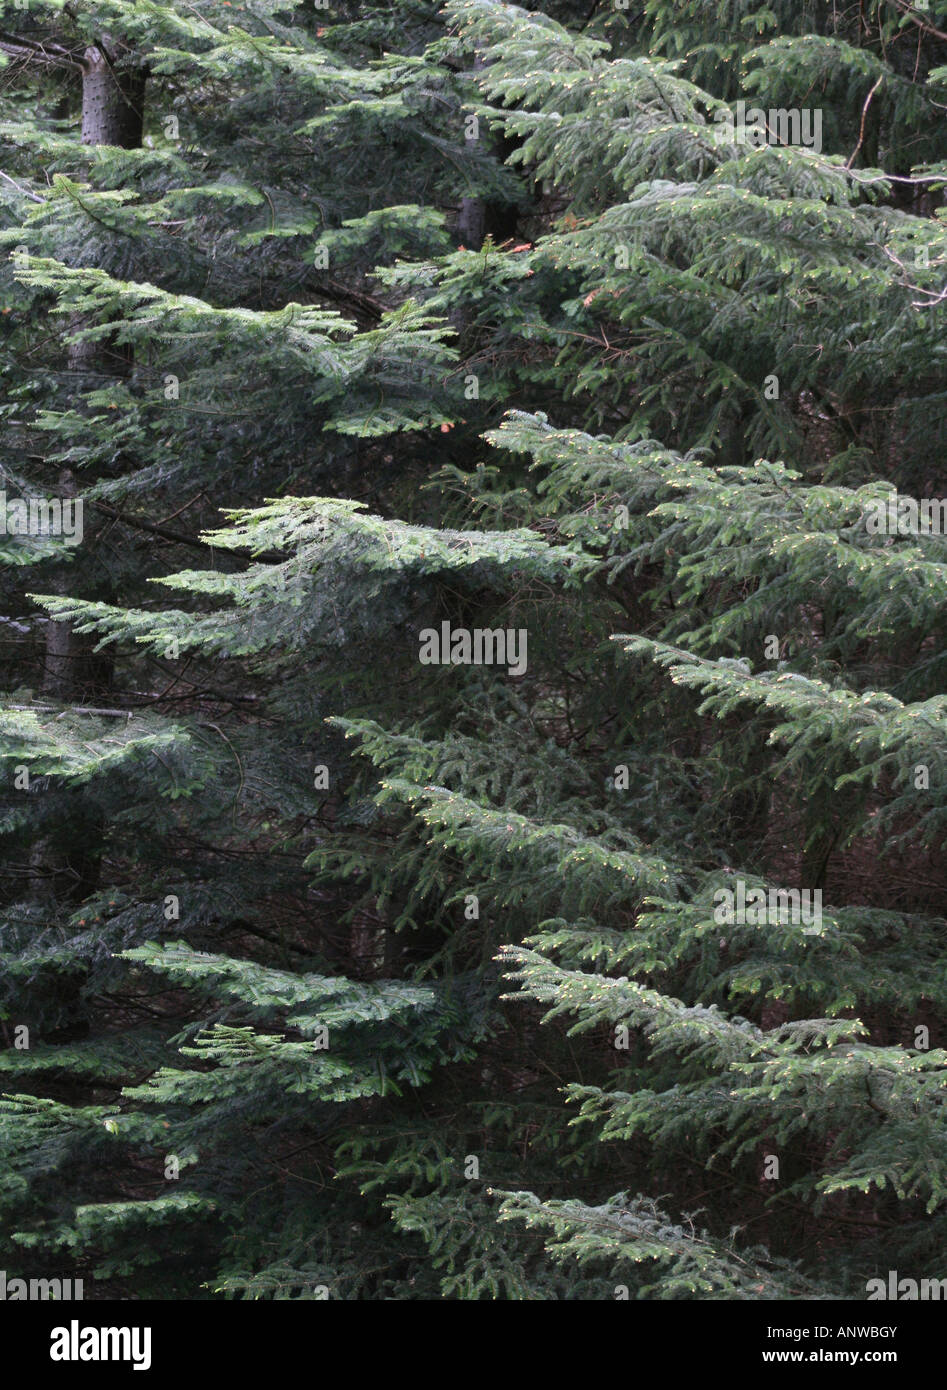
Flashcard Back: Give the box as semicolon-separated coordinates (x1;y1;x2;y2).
456;52;488;252
80;43;145;148
41;41;144;700
33;41;145;922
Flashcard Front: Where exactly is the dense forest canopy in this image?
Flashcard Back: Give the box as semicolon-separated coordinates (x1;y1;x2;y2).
0;0;945;1302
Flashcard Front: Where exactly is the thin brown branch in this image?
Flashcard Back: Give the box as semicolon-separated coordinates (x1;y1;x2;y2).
888;0;947;43
0;29;84;72
89;501;284;564
845;74;884;170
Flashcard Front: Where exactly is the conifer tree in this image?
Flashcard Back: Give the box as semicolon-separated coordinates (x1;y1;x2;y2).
1;0;946;1302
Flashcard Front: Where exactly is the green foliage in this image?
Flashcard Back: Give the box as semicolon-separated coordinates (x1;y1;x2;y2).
0;0;944;1302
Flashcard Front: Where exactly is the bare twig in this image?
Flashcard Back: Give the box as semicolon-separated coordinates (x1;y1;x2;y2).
89;501;284;563
845;75;884;170
0;29;84;72
0;170;44;204
887;0;947;43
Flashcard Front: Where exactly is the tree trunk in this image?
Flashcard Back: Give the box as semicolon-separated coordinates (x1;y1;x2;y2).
455;51;520;252
81;44;145;148
41;42;144;700
33;42;145;930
